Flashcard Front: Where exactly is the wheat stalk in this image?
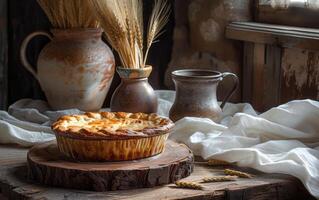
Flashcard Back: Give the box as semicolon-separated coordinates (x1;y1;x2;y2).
89;0;170;69
37;0;99;29
144;0;170;65
224;169;253;178
175;181;204;190
201;176;238;183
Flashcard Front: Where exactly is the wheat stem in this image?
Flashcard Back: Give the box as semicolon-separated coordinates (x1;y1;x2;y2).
89;0;170;69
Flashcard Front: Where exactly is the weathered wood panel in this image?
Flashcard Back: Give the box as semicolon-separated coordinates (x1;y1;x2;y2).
242;42;254;104
227;22;319;111
263;45;281;110
242;42;282;111
0;0;8;110
281;48;319;103
252;43;265;111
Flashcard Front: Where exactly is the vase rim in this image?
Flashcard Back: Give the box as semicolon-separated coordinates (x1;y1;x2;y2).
117;65;152;70
117;65;152;79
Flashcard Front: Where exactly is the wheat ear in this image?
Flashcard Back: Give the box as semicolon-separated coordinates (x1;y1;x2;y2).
224;169;253;178
201;176;238;183
175;181;204;190
144;0;170;65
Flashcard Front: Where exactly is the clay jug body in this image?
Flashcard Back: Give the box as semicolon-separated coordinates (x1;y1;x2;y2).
169;69;238;122
110;66;158;113
20;28;115;111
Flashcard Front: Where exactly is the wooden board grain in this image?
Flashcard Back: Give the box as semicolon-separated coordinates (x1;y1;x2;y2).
0;143;315;200
27;140;194;191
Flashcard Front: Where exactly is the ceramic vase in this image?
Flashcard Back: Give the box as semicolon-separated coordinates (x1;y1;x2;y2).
20;28;115;111
110;66;158;113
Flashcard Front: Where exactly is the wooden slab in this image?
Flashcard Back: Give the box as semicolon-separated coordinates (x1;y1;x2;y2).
0;143;315;200
27;140;194;191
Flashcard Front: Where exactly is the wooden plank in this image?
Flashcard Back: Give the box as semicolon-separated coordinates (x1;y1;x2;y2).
0;0;8;110
0;145;27;166
1;163;314;200
263;45;282;110
252;43;265;112
242;42;254;103
280;48;319;103
226;22;319;51
233;22;319;35
0;145;315;200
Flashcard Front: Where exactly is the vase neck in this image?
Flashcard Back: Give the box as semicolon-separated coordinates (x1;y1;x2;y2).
121;77;148;82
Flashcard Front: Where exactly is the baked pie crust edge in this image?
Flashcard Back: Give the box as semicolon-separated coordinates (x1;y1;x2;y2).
52;112;174;161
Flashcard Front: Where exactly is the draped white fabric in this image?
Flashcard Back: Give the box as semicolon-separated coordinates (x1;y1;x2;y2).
0;91;318;198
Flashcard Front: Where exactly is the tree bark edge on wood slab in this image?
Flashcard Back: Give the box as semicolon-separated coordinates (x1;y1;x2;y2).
27;140;194;191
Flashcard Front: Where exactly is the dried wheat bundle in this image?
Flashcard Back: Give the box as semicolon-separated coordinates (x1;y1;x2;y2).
175;181;204;190
37;0;99;28
224;169;253;178
88;0;170;69
201;175;238;183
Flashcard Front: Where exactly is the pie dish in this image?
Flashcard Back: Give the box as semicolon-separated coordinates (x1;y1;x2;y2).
52;112;174;161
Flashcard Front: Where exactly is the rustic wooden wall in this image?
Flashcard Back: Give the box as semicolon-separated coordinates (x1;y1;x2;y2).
1;0;174;109
165;0;253;103
0;0;8;110
8;0;50;106
281;48;319;103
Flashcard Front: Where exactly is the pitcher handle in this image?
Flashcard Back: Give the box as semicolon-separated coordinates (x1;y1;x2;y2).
20;31;53;80
220;72;239;109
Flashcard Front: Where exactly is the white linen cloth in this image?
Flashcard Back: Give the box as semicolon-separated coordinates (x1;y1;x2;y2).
0;90;318;198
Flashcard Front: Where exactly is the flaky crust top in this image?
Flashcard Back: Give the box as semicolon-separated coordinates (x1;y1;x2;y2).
52;112;174;140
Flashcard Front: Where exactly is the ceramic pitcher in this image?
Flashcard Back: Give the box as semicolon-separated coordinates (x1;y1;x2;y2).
20;28;115;111
169;69;238;122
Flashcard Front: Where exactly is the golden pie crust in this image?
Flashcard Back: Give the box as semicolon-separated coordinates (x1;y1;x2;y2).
52;112;174;161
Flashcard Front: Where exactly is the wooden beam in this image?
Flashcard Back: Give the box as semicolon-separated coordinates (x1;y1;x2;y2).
263;45;281;110
0;0;8;110
242;42;254;104
252;43;265;112
242;42;267;111
226;22;319;51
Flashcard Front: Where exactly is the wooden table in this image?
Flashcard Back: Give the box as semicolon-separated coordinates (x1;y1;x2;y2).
0;144;315;200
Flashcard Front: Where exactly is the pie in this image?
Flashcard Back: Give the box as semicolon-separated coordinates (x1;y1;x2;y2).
52;112;174;161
